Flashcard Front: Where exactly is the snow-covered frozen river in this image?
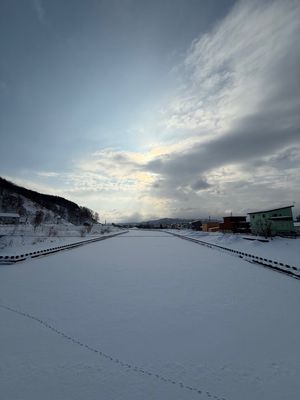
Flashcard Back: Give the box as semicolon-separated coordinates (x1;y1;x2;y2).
1;230;299;400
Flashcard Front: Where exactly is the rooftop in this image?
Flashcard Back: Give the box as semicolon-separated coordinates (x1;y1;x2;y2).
223;215;246;219
248;205;294;215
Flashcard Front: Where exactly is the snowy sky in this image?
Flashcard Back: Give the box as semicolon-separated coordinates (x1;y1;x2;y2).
1;0;300;222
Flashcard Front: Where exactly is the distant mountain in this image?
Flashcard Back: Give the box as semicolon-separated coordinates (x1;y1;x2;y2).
143;218;192;225
118;217;223;229
118;217;193;228
0;177;97;225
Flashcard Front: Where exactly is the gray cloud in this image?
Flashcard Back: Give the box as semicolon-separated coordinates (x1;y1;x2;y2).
145;113;299;184
191;177;211;191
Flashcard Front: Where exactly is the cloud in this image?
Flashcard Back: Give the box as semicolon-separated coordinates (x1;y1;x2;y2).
77;148;156;192
191;177;211;192
37;171;60;178
161;0;300;135
145;114;299;181
141;0;300;213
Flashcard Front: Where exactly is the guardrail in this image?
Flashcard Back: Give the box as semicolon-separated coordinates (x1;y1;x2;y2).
166;231;300;279
0;231;128;265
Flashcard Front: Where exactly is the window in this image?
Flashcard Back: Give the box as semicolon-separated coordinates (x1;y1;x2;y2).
263;214;265;218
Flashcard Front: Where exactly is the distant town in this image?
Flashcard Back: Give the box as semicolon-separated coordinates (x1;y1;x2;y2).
115;205;300;238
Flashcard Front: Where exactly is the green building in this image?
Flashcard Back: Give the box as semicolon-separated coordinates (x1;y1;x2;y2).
248;205;295;236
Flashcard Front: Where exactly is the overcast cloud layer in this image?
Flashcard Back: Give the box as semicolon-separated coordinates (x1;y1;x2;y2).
1;0;300;221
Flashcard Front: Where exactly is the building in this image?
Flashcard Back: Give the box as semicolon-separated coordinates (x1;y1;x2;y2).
248;205;295;236
190;220;202;231
202;222;220;232
219;216;250;233
0;212;20;224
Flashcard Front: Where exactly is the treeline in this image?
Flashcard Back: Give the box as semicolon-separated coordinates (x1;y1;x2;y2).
0;177;98;225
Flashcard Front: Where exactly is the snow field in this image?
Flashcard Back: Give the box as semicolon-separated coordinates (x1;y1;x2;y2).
0;223;121;255
0;230;300;400
167;229;300;267
0;231;128;264
165;230;300;278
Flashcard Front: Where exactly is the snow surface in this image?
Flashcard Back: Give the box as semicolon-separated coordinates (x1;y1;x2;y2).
167;230;300;267
0;223;120;255
0;230;300;400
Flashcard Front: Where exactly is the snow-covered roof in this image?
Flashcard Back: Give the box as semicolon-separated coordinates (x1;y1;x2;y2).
0;212;20;218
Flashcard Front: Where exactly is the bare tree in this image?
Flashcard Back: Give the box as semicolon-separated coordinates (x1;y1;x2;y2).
33;211;44;231
94;212;99;223
254;219;273;238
